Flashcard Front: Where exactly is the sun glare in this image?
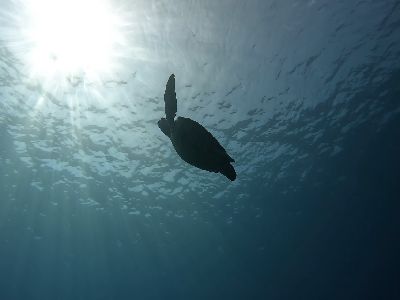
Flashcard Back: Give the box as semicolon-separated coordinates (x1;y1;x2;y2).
20;0;126;84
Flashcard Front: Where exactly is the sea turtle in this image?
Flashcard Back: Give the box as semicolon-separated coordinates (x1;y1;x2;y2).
158;74;236;181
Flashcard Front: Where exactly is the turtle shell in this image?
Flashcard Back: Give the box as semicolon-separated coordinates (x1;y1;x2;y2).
171;117;235;178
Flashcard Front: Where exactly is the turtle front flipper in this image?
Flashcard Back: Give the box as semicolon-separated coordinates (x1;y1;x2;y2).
164;74;177;124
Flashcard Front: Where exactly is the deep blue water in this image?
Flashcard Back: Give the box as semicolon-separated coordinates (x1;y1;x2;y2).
1;0;400;299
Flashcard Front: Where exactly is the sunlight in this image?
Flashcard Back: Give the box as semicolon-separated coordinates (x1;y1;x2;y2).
21;0;126;84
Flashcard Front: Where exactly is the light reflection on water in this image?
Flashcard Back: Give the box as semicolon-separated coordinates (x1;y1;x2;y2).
1;1;398;216
0;1;399;279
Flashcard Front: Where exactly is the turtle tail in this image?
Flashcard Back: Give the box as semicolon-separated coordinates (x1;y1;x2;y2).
220;163;236;181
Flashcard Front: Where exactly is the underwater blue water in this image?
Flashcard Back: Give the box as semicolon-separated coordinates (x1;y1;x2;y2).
1;0;400;299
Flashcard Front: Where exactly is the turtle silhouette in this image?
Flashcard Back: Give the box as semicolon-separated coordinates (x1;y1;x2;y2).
158;74;236;181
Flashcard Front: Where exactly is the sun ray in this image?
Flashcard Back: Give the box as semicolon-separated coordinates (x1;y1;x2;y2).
4;0;130;93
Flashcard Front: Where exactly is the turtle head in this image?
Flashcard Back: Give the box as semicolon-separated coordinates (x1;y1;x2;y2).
158;118;171;137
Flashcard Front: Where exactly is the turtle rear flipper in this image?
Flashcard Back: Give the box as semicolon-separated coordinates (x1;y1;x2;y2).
220;163;236;181
164;74;177;123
